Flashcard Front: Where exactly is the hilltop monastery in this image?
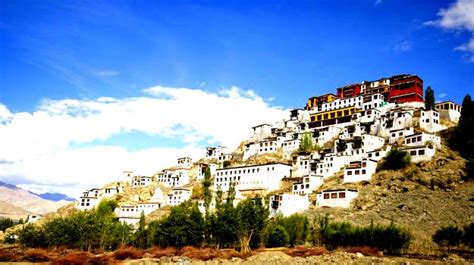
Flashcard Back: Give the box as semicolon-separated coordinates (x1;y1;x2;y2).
75;74;462;226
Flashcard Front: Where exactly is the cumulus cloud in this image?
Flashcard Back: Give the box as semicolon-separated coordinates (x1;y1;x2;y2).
394;41;413;52
96;70;120;76
0;86;288;197
426;0;474;62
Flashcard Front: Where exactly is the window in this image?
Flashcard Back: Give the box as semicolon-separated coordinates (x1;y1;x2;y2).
324;193;329;199
355;170;360;175
418;149;425;155
339;192;345;198
347;171;352;175
362;169;366;174
410;150;416;156
331;193;337;199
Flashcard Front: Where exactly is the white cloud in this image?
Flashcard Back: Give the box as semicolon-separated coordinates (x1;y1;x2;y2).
96;70;120;76
374;0;383;6
394;41;413;52
0;86;288;197
426;0;474;62
438;93;448;99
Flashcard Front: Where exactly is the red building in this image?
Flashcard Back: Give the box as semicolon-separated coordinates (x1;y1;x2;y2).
336;84;361;99
388;75;424;103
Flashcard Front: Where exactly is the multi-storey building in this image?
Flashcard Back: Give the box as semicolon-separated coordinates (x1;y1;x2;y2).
269;193;310;217
435;101;462;122
316;189;358;208
214;163;292;193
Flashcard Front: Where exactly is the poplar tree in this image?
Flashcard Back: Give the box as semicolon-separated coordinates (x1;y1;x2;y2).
424;86;435;110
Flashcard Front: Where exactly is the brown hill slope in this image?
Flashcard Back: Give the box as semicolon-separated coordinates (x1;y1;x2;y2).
308;145;474;251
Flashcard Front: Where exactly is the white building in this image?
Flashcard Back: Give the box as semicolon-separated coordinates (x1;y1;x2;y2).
313;126;342;146
388;128;414;144
102;187;121;198
26;214;42;224
132;176;153;187
116;201;161;218
418;110;444;133
435;101;462;122
366;147;391;161
250;124;273;142
197;163;218;180
292;175;323;195
269;193;310;217
400;145;436;163
167;188;191;206
157;168;190;187
206;146;228;159
177;157;193;168
316;189;358;208
404;133;441;147
214;163;292;193
77;196;99;210
343;159;377;183
282;138;300;154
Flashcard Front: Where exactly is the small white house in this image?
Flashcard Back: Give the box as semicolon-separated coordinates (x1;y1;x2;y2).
401;145;436;163
26;214;42;224
206;146;228;159
251;123;273;141
404;132;441;147
366;147;390;161
282;139;300;154
157;169;190;187
419;110;444;133
102;187;121;198
292;175;323;195
197;163;218;180
388;128;414;144
316;189;358;208
269;193;310;217
77;196;99;210
132;176;153;187
435;101;462;122
343;159;377;183
177;157;193;168
167;188;191;206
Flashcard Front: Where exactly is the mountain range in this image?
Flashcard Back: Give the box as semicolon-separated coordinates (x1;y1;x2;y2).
0;181;72;220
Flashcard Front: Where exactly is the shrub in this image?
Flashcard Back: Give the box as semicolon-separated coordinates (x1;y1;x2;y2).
17;224;47;248
343;246;380;256
266;225;289;248
149;247;178;258
462;223;474;248
52;251;92;265
276;214;309;247
382;148;411;170
432;225;463;248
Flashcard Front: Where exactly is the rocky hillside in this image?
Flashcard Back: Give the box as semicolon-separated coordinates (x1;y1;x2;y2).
308;144;474;251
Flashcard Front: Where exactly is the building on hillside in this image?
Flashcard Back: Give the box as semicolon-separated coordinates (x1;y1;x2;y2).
167;188;191;206
309;106;360;129
316;189;358;208
116;202;161;219
361;77;391;99
177;157;192;168
388;74;424;103
343;159;377;183
292;175;323;195
305;94;338;110
269;193;310;217
196;163;218;180
214;163;292;193
217;153;233;162
415;110;444;133
388;128;414;144
77;189;100;210
156;168;190;187
400;145;436;162
282;138;300;154
102;186;121;198
404;133;441;147
313;126;342;146
27;214;42;224
195;199;217;213
250;124;272;141
337;84;361;99
206;146;228;159
366;147;391;161
132;176;153;187
435;101;462;122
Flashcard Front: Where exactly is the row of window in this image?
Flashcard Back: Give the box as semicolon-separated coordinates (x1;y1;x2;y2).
322;192;346;199
311;107;357;122
216;166;276;176
346;169;367;175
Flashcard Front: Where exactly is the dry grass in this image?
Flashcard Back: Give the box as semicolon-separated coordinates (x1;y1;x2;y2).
180;246;218;261
284;246;328;257
112;246;144;260
19;248;51;262
0;251;18;262
51;251;93;265
148;246;178;258
342;246;380;256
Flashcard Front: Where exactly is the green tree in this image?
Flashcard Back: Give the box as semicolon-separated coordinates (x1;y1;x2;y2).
382;148;411;170
17;224;47;248
0;218;14;232
266;224;289;248
299;132;314;154
433;225;464;249
277;214;309;247
236;197;268;252
203;165;213;211
424;86;435;110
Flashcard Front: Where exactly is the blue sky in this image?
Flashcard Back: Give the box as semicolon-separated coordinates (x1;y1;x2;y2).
0;0;473;196
1;0;473;111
